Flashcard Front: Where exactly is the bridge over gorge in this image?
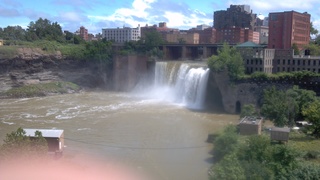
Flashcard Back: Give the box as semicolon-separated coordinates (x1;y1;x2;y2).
160;44;224;60
112;43;229;60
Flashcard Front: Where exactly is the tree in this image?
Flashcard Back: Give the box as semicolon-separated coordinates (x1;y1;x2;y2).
292;43;300;55
0;128;48;159
26;18;63;41
304;43;320;56
302;100;320;138
207;43;245;80
210;152;245;180
143;31;164;52
213;125;239;161
0;25;26;41
240;104;257;118
261;86;289;127
310;22;319;37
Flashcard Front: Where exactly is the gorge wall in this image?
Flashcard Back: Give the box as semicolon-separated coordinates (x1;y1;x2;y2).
0;48;112;93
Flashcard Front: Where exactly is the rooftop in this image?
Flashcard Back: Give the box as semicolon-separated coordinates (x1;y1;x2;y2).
270;127;290;133
24;129;64;138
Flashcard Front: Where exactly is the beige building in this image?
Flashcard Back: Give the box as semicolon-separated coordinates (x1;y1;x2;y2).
0;39;3;46
164;32;199;44
237;41;274;74
238;116;263;135
254;26;269;44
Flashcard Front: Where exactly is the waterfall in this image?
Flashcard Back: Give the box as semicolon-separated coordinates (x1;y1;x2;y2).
153;61;210;110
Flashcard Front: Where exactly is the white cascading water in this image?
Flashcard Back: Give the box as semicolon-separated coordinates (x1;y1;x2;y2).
153;61;210;110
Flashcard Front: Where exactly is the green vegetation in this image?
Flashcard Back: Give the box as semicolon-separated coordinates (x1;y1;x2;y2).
208;125;320;180
207;43;245;80
3;81;81;98
0;127;48;159
261;86;317;128
240;104;257;118
302;100;320;138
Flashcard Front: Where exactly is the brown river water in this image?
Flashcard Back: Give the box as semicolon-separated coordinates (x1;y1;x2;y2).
0;62;239;180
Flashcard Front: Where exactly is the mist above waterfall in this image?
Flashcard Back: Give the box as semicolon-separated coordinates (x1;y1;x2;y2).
133;61;210;110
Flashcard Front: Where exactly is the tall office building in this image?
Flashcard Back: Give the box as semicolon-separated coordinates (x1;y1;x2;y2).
214;5;257;30
268;11;310;50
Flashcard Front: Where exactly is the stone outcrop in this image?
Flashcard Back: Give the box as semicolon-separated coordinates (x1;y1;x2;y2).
0;48;112;93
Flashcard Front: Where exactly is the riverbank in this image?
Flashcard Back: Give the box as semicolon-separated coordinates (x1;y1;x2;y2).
0;81;81;98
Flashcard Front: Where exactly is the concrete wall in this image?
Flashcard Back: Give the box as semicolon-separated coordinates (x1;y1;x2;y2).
113;55;148;91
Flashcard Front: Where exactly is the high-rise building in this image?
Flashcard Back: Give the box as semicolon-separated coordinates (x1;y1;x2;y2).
268;11;310;50
102;25;141;43
214;5;257;30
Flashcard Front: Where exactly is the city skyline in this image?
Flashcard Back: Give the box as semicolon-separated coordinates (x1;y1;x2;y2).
0;0;319;34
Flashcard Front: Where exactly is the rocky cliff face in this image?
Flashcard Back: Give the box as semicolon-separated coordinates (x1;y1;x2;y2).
0;48;112;93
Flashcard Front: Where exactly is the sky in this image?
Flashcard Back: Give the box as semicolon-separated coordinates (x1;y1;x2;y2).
0;0;319;34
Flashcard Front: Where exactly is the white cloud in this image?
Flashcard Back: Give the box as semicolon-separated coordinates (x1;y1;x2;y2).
89;0;157;28
163;11;212;29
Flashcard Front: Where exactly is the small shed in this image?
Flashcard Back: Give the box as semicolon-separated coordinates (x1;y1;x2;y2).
24;129;64;154
238;116;263;135
270;127;290;142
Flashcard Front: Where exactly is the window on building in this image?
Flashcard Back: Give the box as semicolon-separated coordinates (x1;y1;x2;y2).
247;59;249;64
298;60;300;65
293;60;295;65
277;59;280;65
288;59;290;65
283;59;285;65
313;69;316;72
308;60;311;66
292;67;295;71
251;60;253;64
303;60;305;65
313;61;316;66
277;67;280;72
287;67;290;72
282;67;285;71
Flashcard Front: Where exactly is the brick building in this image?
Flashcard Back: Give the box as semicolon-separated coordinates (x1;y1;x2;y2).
79;26;88;41
268;11;310;50
164;32;199;44
216;27;259;44
188;27;216;44
214;5;257;30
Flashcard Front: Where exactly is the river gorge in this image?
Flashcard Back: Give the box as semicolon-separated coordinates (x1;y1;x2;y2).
0;59;239;180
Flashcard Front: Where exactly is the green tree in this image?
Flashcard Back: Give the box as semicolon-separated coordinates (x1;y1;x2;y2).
310;22;319;37
0;128;48;159
210;152;245;180
292;43;300;55
261;86;289;127
208;43;244;80
304;43;320;56
0;25;26;41
213;125;239;161
291;162;320;179
302;100;320;138
269;145;300;179
26;18;63;41
84;39;113;62
142;31;164;52
240;104;257;118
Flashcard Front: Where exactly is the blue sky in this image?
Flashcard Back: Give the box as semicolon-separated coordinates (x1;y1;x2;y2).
0;0;319;34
